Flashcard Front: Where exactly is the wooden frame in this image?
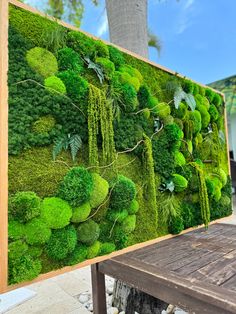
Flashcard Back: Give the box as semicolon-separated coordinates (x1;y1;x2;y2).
0;0;231;293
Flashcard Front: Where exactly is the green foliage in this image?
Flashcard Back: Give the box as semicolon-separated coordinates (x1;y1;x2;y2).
8;220;25;241
154;102;171;119
67;31;95;58
71;202;91;223
84;57;105;84
159;194;180;224
26;47;58;78
121;215;136;234
64;244;88;265
32;115;56;134
9;6;66;50
182;80;194;94
53;133;82;162
8;240;28;260
143;134;158;226
90;174;109;208
108;46;125;68
9;255;42;284
172;174;188;192
205;88;215;102
217;168;227;186
119;65;143;83
128;200;139;215
95;40;109;58
46;225;77;260
58;167;93;207
44;76;67;95
58;47;84;73
196;105;210;129
95;57;115;80
174;151;186;167
121;83;138;112
106;209;129;223
168;215;184;234
174;86;196;111
25;218;51;245
212;93;223;107
99;242;116;255
41;197;72;229
77;220;100;245
209;105;219;122
152;124;182;178
9;191;41;223
110;175;136;210
172;102;187;119
191;163;210;228
138;85;151;109
57;70;88;103
87;241;101;259
119;71;141;91
189;110;202;134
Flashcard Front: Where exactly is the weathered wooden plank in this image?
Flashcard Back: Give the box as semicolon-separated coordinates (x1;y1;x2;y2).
100;257;236;314
189;250;236;285
221;274;236;292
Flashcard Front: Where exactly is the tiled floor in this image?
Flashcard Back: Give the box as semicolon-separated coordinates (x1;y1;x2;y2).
3;200;236;314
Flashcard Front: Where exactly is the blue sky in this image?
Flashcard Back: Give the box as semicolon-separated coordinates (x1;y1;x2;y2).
26;0;236;85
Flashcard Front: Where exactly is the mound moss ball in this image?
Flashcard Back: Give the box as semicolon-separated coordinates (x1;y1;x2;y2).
90;173;109;208
71;202;91;223
58;167;93;207
41;197;72;229
77;220;100;246
26;47;58;78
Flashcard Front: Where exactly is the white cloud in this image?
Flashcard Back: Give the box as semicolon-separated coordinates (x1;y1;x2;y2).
96;14;108;37
176;0;195;34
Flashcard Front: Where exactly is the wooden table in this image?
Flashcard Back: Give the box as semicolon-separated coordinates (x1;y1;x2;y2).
91;223;236;314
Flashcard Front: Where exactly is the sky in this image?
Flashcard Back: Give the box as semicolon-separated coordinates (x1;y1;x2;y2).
26;0;236;85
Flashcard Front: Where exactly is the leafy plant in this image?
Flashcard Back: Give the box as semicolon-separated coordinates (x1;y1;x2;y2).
174;86;196;111
84;57;104;84
53;134;82;162
159;194;180;224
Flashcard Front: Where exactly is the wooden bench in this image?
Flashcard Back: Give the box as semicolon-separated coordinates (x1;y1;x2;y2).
91;223;236;314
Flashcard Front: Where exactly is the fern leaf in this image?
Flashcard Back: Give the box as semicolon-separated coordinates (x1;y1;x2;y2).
84;57;104;84
69;134;82;161
53;138;64;161
184;93;196;111
174;87;186;109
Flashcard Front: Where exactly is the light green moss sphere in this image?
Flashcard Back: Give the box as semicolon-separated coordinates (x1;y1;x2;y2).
26;47;58;78
90;173;109;208
44;76;66;94
71;202;91;223
87;241;101;259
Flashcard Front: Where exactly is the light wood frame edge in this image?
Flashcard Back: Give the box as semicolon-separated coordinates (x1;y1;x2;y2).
0;0;9;294
0;0;232;293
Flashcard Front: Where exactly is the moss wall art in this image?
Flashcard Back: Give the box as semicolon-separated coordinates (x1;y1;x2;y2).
7;4;232;286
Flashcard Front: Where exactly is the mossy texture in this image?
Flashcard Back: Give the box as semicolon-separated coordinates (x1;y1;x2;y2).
7;5;229;285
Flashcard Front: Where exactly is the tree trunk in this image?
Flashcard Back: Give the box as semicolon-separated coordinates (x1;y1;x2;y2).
112;280;168;314
105;0;149;58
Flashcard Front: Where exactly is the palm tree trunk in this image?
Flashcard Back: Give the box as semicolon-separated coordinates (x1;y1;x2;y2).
105;0;149;58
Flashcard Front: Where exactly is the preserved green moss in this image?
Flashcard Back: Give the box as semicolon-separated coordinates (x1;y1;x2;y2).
172;174;188;192
25;218;51;245
58;167;93;207
9;191;41;223
64;244;88;265
71;202;91;223
108;45;125;68
46;225;77;261
128;200;139;214
106;208;129;223
99;242;116;255
44;76;66;95
87;241;101;259
26;47;58;78
174;151;186;167
32;115;56;134
77;220;100;245
57;47;84;73
95;57;115;80
41;197;72;229
121;215;136;234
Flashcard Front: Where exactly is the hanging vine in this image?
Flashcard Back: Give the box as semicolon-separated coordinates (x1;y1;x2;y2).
143;133;158;228
88;84;116;171
190;162;210;228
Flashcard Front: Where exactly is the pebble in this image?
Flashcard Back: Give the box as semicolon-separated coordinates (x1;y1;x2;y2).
107;307;119;314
